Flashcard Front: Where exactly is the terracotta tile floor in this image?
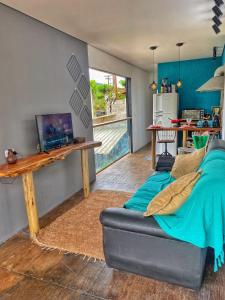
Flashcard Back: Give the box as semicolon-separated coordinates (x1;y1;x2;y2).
93;145;152;193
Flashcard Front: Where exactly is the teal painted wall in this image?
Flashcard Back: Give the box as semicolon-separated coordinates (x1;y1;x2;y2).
158;57;222;114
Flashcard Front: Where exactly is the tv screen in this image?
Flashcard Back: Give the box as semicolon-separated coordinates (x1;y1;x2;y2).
36;113;74;152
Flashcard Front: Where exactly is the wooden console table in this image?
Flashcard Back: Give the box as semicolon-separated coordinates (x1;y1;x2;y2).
0;141;101;238
146;126;221;169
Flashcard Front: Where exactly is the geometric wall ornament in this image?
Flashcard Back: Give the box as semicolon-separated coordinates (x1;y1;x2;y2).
78;74;90;99
67;54;82;82
69;89;84;115
80;105;92;128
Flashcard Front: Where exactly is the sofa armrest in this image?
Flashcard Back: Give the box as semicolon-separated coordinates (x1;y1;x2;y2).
100;208;171;239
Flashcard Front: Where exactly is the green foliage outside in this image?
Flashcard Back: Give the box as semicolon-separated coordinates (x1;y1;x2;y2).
119;79;126;88
90;80;126;116
90;80;107;114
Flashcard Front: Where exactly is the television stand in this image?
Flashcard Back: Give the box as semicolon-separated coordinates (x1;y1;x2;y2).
0;141;101;239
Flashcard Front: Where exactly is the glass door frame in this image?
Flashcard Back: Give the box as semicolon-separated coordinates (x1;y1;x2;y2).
90;68;133;171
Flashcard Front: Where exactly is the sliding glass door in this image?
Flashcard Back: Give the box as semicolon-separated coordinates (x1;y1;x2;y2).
89;69;132;172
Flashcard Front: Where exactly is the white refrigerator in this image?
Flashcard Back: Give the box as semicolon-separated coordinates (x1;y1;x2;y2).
153;93;179;156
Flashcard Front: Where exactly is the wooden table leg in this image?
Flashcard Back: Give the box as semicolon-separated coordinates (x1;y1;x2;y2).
151;130;156;170
182;130;188;148
22;172;39;238
81;149;90;198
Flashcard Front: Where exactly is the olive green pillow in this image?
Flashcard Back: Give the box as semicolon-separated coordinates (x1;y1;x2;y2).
171;147;206;179
144;171;201;216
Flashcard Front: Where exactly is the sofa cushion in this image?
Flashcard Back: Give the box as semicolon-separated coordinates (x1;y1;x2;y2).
144;171;201;216
171;147;205;179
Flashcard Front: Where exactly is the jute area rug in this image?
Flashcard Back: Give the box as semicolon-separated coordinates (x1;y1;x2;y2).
35;190;132;260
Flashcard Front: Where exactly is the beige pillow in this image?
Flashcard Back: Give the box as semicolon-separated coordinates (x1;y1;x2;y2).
144;171;201;217
171;147;206;179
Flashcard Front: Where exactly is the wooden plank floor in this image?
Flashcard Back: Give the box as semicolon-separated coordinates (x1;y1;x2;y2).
0;146;224;300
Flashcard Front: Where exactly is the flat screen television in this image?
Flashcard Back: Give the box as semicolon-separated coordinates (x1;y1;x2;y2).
36;113;74;152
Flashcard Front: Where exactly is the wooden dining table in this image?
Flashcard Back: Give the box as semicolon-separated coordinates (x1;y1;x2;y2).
146;125;221;169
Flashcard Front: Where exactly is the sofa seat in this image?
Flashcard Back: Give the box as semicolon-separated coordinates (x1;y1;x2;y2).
100;207;207;290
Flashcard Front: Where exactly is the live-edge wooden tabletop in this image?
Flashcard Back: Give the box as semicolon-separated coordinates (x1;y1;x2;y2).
0;141;102;178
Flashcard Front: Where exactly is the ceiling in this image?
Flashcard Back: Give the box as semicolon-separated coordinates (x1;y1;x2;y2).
1;0;225;71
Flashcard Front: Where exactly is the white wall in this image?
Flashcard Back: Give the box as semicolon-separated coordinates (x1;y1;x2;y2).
88;46;153;152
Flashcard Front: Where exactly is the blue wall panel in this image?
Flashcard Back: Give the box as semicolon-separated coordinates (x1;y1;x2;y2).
222;45;225;65
158;57;222;114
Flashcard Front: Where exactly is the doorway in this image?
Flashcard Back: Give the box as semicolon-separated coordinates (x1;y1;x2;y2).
89;68;132;173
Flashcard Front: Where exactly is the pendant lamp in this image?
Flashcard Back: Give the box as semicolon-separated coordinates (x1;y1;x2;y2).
149;46;158;91
176;42;184;88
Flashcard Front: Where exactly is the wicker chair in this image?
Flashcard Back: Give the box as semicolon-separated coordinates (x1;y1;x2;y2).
157;130;176;157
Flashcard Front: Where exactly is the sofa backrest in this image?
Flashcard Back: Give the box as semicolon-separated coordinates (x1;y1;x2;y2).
207;139;225;153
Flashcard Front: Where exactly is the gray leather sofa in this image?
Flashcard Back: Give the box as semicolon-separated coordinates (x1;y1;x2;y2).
100;140;225;290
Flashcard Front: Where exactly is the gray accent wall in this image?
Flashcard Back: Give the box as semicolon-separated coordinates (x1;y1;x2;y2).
0;4;95;243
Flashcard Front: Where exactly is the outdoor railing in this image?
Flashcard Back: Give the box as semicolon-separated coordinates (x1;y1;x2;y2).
93;118;131;172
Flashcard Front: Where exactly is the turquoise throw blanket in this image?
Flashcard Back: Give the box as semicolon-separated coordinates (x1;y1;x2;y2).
124;172;175;211
124;149;225;272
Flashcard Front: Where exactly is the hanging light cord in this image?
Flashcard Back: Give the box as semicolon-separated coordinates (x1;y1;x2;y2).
179;46;181;79
178;47;180;79
152;50;155;81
